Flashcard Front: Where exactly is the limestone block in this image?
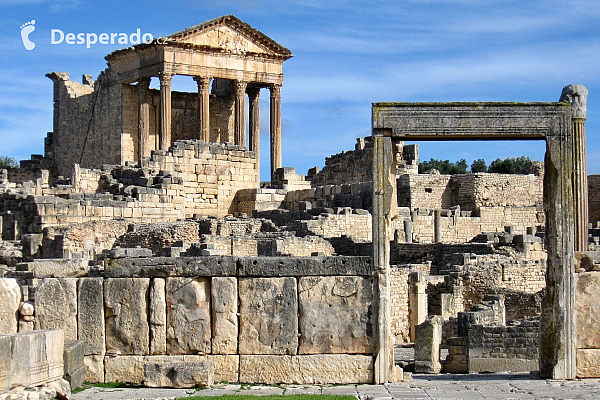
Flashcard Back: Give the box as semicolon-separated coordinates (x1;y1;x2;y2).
166;277;211;355
414;315;442;373
576;272;600;348
104;256;237;278
32;258;89;278
149;278;167;355
239;355;373;384
298;276;375;354
63;340;85;389
35;279;77;340
77;277;105;356
238;256;372;277
212;277;237;354
18;320;34;332
84;355;104;383
104;355;144;383
104;278;149;355
239;277;298;355
0;278;20;334
144;361;213;388
44;330;65;384
577;349;600;378
0;335;10;393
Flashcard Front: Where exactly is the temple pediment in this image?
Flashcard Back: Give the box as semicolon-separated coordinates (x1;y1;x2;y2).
167;15;292;58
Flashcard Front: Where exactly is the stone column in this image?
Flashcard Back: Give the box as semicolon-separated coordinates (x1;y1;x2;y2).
372;133;397;383
248;87;261;186
434;209;442;243
137;77;151;162
194;76;211;142
158;72;173;151
234;80;248;147
560;84;588;252
269;84;282;181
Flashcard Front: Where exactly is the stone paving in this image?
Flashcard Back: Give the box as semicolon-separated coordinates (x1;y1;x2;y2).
71;374;600;400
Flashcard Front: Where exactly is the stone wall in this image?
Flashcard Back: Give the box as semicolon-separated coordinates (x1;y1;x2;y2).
590;175;600;225
2;256;376;384
576;271;600;378
390;268;410;343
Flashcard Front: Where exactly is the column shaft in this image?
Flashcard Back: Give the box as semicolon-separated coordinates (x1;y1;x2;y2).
137;77;151;162
248;87;261;186
158;72;173;151
234;81;248;147
194;76;211;142
269;84;282;180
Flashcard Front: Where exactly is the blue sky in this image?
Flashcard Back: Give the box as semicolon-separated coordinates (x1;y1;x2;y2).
1;0;600;178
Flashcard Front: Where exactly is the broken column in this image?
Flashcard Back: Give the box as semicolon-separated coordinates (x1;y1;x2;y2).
414;315;443;373
409;271;428;341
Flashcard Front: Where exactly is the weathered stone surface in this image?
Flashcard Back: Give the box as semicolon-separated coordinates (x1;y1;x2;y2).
44;330;65;385
104;256;237;278
166;277;211;355
144;361;213;388
104;278;149;355
468;357;537;374
577;349;600;378
239;277;298;355
576;272;600;348
35;278;77;340
32;258;89;278
298;276;375;354
84;355;104;383
104;355;144;383
63;340;85;389
104;355;237;384
110;247;153;258
8;330;64;389
149;278;167;355
0;335;10;393
77;277;105;356
212;277;238;354
414;315;442;373
19;302;34;317
238;256;372;277
239;355;373;384
0;278;20;334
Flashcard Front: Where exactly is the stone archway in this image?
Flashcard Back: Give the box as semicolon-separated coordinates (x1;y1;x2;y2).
371;85;588;382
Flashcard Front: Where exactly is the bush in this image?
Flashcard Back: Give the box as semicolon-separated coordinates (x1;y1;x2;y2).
419;158;468;174
0;156;18;169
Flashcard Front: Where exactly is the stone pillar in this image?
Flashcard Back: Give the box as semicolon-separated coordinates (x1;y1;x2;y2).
403;219;413;243
372;133;397;383
414;315;443;373
158;72;173;151
560;84;588;252
137;77;151;162
194;76;211;142
248;87;261;186
434;209;442;243
234;80;248;147
269;83;282;181
409;271;428;341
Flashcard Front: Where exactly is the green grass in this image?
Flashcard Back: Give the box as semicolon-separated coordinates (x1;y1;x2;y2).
183;395;355;400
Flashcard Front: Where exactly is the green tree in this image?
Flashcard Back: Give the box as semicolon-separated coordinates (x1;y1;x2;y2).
419;158;468;174
487;156;533;174
0;156;18;169
470;158;487;173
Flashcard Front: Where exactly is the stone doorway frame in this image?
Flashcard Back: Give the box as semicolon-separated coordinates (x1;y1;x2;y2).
371;85;588;383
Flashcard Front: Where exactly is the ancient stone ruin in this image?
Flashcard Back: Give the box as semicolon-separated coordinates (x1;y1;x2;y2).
2;14;600;397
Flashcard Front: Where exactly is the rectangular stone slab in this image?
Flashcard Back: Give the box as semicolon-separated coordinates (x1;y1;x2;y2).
104;278;149;355
298;276;375;354
238;256;373;277
77;277;105;355
104;256;237;277
166;277;211;355
34;278;77;340
239;277;298;355
576;272;600;348
239;354;373;384
211;277;238;354
0;278;20;334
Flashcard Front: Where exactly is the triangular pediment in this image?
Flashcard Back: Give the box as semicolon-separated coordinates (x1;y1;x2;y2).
167;15;292;58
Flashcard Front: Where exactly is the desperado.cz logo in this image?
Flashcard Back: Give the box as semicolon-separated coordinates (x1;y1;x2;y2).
20;21;167;50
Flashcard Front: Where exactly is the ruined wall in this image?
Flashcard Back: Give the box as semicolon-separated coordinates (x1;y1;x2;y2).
590;175;600;224
308;138;418;186
390;268;410;343
1;256;376;384
47;71;122;177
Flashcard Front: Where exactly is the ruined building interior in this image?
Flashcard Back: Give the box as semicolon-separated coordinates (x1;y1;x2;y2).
1;14;600;396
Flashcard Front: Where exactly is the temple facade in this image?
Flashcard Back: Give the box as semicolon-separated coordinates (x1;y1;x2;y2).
44;15;292;182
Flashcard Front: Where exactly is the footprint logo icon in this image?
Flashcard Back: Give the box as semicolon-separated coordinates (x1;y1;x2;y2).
20;20;36;51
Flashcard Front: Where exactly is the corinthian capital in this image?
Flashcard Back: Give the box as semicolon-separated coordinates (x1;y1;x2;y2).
560;84;588;119
157;72;173;86
234;80;248;95
269;83;281;97
193;76;211;91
